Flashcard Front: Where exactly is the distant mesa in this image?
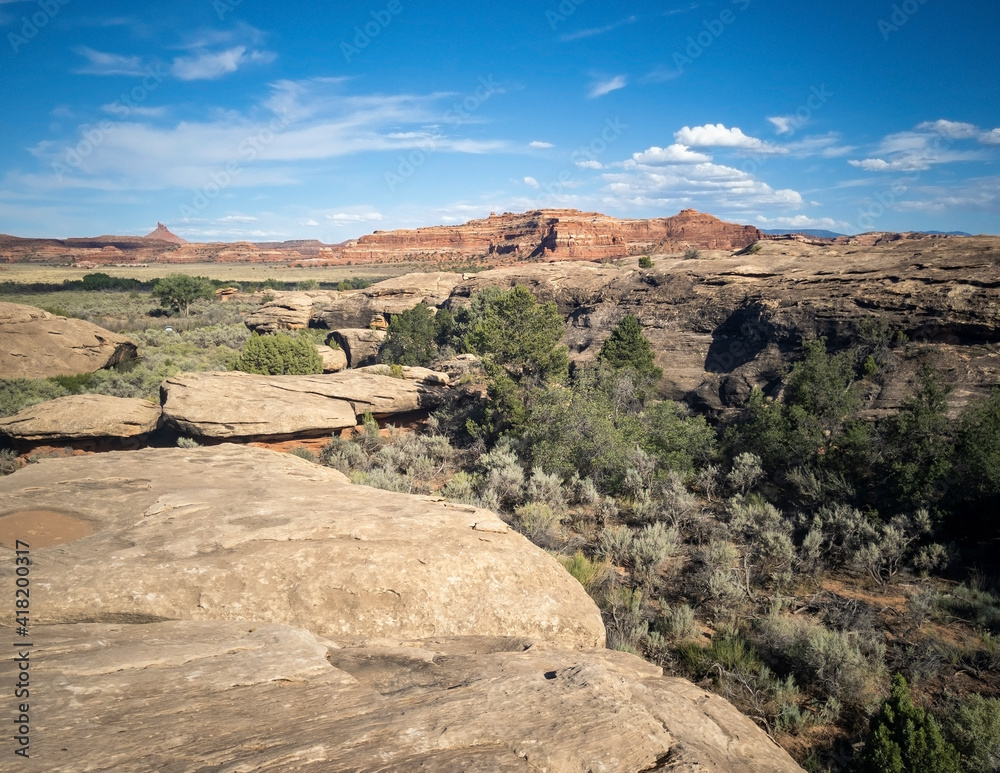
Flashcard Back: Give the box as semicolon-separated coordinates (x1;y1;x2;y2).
144;222;187;245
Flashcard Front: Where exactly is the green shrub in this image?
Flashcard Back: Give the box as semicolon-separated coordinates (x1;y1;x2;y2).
683;246;700;259
176;437;201;449
0;378;70;418
0;449;19;476
940;694;1000;773
559;551;609;591
857;674;961;773
289;448;318;463
638;255;653;269
597;314;663;384
232;333;323;375
379;303;439;367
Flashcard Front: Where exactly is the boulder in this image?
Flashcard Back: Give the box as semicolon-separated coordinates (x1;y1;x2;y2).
0;446;603;647
27;619;804;772
328;328;387;368
312;272;463;329
160;370;450;439
316;344;348;372
244;291;323;332
0;302;138;379
0;394;160;441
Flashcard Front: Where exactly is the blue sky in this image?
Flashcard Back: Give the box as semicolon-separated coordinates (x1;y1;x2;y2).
1;0;998;241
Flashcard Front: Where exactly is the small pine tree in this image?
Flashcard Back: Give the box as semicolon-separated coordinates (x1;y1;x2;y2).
857;674;961;773
233;332;323;375
597;314;663;382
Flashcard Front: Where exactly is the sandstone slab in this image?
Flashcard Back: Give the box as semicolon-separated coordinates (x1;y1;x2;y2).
328;327;387;368
15;620;803;773
0;394;160;441
160;369;448;439
316;343;348;372
0;301;138;379
0;446;604;646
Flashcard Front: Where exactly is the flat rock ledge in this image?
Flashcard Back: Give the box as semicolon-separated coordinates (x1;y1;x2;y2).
0;446;603;647
160;369;450;439
16;620;804;772
0;394;161;441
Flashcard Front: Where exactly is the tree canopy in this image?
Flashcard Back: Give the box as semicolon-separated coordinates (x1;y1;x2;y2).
151;273;214;316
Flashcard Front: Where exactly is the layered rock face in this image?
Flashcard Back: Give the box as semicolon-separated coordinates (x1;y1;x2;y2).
339;208;762;263
160;369;451;439
0;302;138;378
0;447;802;772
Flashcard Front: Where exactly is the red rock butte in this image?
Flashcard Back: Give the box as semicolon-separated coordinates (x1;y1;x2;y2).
144;222;187;245
337;208;763;264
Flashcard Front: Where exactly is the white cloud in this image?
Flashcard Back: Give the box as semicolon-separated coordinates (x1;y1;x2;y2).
575;159;603;169
327;211;383;224
641;67;682;84
753;214;852;232
630;144;710;164
674;124;787;154
529;141;554;149
980;129;1000;145
302;219;320;227
217;214;257;223
849;123;991;172
767;116;795;135
560;16;636;42
101;103;165;118
523;177;541;188
23;80;512;193
73;47;146;76
588;75;628;99
171;46;275;80
916;119;978;139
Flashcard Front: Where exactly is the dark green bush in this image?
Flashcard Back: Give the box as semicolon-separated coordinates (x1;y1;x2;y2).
232;333;323;375
597;314;663;384
857;674;960;773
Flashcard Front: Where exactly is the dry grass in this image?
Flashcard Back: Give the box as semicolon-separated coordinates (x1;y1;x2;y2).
0;262;425;284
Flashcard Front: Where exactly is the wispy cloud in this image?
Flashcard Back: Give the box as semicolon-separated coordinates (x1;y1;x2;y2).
73;47;147;77
849;120;992;172
589;75;628;99
642;67;682;84
523;176;540;188
171;46;275;81
529;140;554;149
560;15;636;42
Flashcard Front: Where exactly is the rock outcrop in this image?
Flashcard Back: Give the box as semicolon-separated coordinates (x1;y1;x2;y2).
0;446;603;645
244;273;462;334
446;238;1000;417
316;344;348;372
160;369;450;439
328;328;387;368
26;620;803;772
0;447;803;772
0;302;139;379
0;394;160;441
